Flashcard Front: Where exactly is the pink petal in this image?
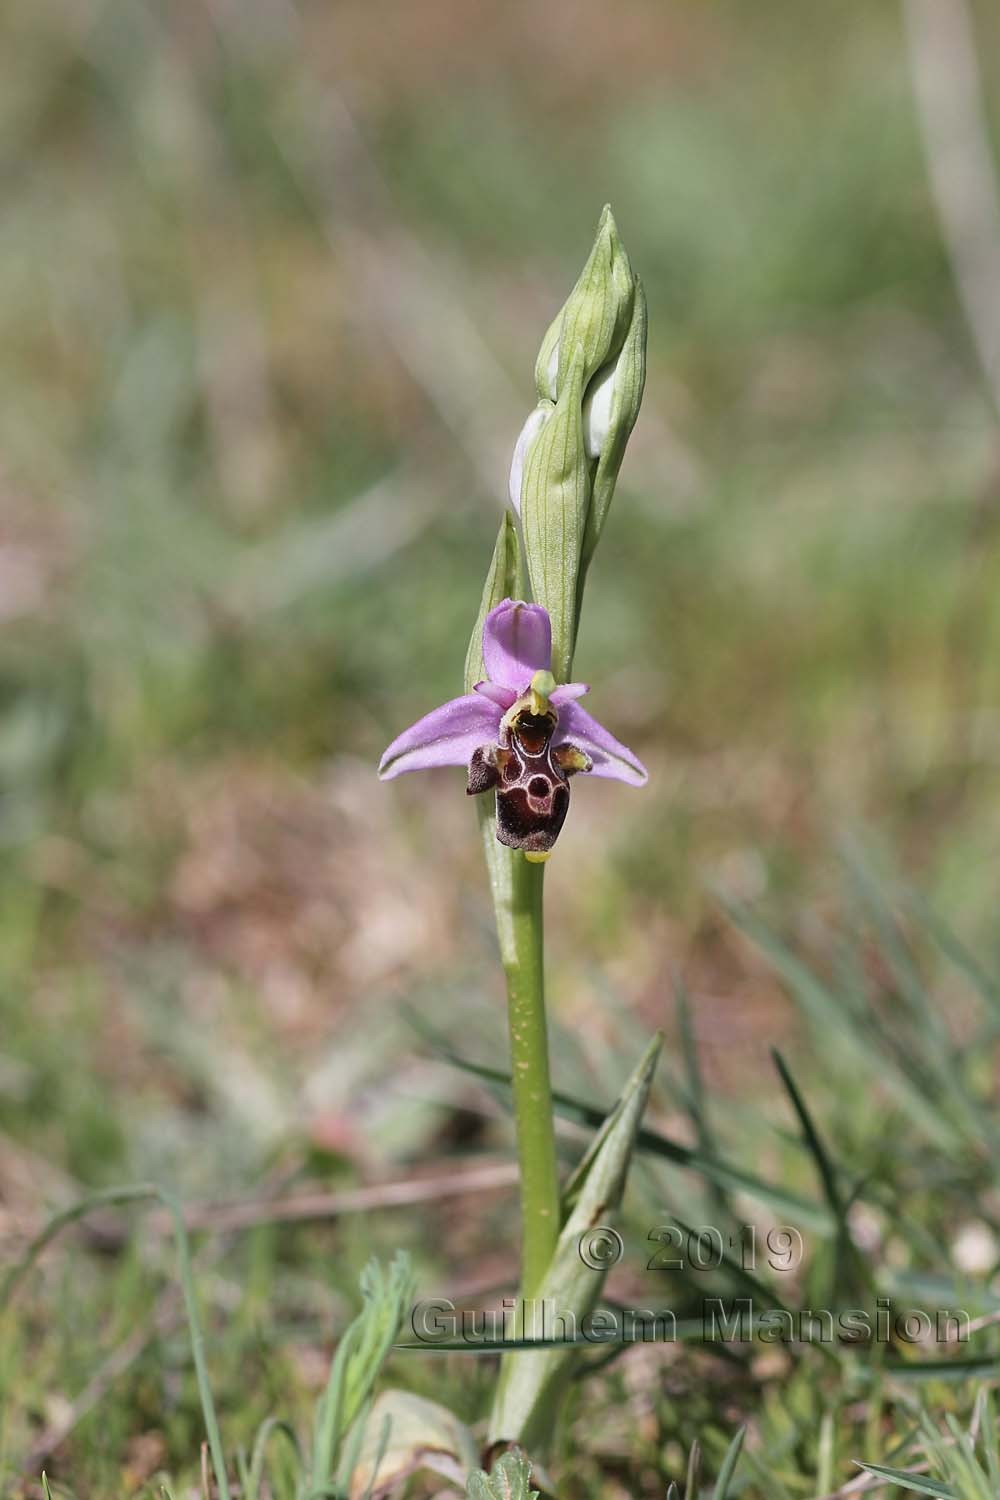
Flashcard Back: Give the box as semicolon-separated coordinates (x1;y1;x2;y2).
482;599;552;692
378;694;502;780
555;701;648;787
474;680;518;710
550;682;589;705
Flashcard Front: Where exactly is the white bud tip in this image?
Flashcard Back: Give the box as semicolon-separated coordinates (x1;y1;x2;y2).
583;360;616;460
508;404;550;514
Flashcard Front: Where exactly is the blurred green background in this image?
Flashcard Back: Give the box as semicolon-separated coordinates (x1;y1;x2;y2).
4;0;1000;1491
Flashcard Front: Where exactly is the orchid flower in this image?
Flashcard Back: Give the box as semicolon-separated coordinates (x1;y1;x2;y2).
378;210;652;1455
379;598;646;856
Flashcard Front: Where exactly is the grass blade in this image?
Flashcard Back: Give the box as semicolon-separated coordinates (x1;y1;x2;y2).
855;1463;956;1498
4;1182;231;1500
712;1425;746;1500
419;1041;830;1229
772;1049;871;1302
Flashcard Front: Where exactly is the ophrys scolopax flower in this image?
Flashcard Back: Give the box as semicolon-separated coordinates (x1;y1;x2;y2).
379;599;646;857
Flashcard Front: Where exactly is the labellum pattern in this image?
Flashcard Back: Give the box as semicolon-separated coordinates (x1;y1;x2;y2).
468;702;593;854
379;600;646;854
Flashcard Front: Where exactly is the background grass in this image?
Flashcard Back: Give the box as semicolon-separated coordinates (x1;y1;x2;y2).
3;0;1000;1493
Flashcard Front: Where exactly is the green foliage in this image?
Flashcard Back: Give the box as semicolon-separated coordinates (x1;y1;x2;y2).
467;1448;539;1500
487;1034;661;1449
858;1392;1000;1500
857;1465;956;1500
712;1426;747;1500
2;1184;232;1500
5;1200;410;1500
307;1253;415;1497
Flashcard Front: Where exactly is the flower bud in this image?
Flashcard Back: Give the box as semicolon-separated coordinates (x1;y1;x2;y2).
581;276;646;577
510;207;646;681
582;360;615;460
519;342;589;682
508;403;552;516
534;204;635;400
533;317;562;404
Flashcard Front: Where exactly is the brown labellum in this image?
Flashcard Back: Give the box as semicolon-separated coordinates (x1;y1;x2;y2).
467;706;592;853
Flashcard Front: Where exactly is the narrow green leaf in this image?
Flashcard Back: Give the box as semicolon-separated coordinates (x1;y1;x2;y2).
560;1034;662;1215
979;1389;1000;1489
908;893;1000;1024
312;1253;415;1486
772;1048;872;1304
855;1463;956;1498
816;1410;835;1500
685;1440;702;1500
487;1034;661;1449
246;1417;302;1500
411;1031;831;1230
712;1425;746;1500
675;976;731;1225
771;1049;844;1218
722;895;961;1150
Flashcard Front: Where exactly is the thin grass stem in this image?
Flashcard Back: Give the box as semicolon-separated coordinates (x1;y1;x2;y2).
1;1182;231;1500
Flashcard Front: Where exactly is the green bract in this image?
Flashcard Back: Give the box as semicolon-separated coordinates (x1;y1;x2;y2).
487;1034;662;1450
465;511;528;955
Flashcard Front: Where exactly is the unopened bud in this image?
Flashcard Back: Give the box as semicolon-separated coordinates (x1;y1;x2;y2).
511;208;646;680
508;403;553;516
580;277;646;576
582;361;615;460
535;204;635;400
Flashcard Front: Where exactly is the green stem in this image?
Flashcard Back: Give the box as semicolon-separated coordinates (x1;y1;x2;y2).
498;853;560;1296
